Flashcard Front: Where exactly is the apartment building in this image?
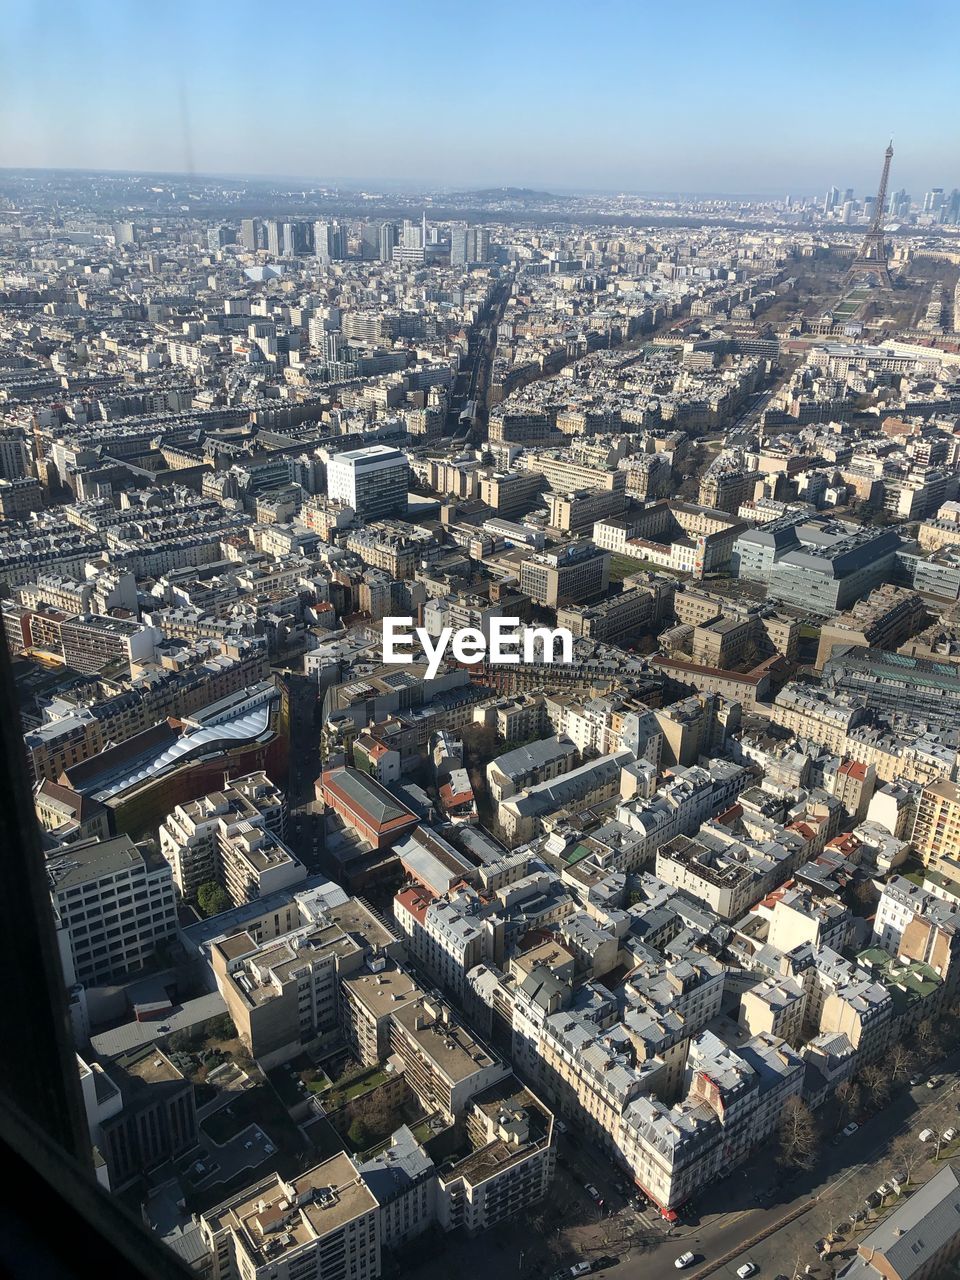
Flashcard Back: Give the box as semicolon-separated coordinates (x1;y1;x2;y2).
519;541;610;608
200;1153;380;1280
498;748;634;845
815;584;927;670
486;736;579;805
159;772;287;900
388;996;510;1120
48;835;178;986
770;684;868;756
472;693;547;744
211;920;366;1066
557;577;675;642
912;779;960;870
342;960;423;1067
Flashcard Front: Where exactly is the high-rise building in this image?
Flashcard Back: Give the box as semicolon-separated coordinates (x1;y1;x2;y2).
379;221;397;262
315;220;347;261
326;445;409;521
266;219;283;256
239;217;261;251
450;223;468;266
913;779;960;869
0;428;31;480
361;221;381;260
206;225;232;251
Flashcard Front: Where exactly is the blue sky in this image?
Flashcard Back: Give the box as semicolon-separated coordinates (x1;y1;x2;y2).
1;0;957;195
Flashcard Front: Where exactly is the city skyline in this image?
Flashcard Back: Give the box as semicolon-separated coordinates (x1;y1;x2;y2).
3;0;958;196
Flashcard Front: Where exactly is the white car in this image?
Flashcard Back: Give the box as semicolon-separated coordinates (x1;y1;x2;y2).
737;1266;757;1280
944;1128;957;1143
842;1122;859;1137
675;1253;695;1270
919;1128;936;1142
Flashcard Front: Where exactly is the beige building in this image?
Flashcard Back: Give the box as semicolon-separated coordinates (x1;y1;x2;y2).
914;779;960;870
815;585;927;671
200;1152;380;1280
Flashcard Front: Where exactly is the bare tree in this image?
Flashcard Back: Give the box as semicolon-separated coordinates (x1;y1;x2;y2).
917;1017;943;1064
836;1078;862;1126
778;1096;820;1170
858;1062;892;1109
889;1042;917;1085
890;1132;925;1186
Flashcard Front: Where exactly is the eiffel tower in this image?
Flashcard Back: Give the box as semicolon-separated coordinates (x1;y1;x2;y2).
844;141;894;288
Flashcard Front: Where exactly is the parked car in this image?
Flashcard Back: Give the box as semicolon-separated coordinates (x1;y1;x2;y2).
591;1258;618;1274
944;1128;957;1143
584;1183;603;1207
910;1074;926;1087
865;1192;882;1210
849;1209;865;1223
571;1265;592;1278
877;1183;893;1198
555;1119;568;1135
737;1266;757;1279
919;1128;936;1143
675;1253;695;1270
842;1122;859;1138
927;1076;943;1089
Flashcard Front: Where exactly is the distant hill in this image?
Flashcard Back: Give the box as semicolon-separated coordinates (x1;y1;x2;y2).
446;186;556;201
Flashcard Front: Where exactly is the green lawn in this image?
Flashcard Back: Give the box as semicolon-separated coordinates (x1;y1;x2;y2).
319;1066;391;1111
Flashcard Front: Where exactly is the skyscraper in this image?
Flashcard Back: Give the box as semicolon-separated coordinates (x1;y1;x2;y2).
239;218;261;251
266;219;283;256
378;221;397;262
450;223;468;266
315;220;347;262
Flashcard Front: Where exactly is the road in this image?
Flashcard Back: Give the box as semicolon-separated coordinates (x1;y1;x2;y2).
610;1057;960;1280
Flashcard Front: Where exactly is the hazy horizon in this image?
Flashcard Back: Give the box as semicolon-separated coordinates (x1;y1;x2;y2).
2;0;958;197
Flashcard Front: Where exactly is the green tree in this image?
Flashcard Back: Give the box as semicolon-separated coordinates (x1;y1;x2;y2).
348;1118;371;1150
197;881;231;918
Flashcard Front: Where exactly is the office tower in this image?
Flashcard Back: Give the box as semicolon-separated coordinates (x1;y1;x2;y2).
402;219;423;250
379;221;397;262
206;225;232;251
113;221;136;245
326;445;409;520
841;200;855;225
315;220;347;261
473;227;491;262
823;187;839;213
843;187;854;203
48;836;178;986
321;329;343;363
450;223;468;266
923;187;944;215
266;219;283;256
360;221;380;259
239;217;260;251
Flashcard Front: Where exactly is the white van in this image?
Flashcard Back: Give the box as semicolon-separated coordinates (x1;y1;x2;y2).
919;1128;935;1143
